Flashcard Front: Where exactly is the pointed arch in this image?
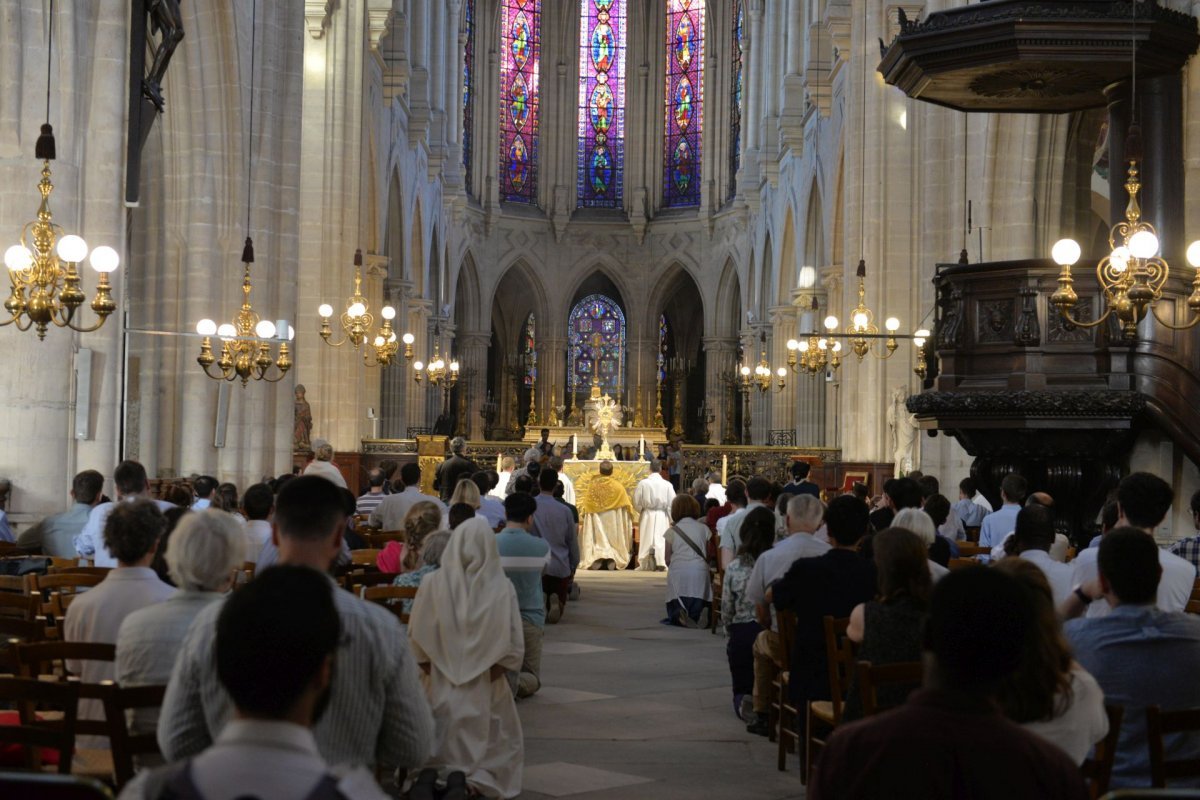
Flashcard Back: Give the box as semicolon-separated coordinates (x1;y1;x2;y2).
802;177;824;288
453;251;482;332
778;206;797;304
715;257;742;339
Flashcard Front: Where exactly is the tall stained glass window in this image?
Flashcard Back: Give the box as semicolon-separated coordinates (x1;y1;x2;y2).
500;0;541;203
664;0;704;208
729;0;743;201
577;0;626;208
568;294;626;395
463;0;475;191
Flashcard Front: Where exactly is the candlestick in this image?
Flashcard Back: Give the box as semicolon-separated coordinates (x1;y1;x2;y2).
722;454;728;485
496;451;501;472
638;435;644;459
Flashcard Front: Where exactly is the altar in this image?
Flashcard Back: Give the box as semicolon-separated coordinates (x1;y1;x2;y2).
523;426;668;457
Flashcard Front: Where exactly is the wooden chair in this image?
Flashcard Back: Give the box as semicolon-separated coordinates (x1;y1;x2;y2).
349;548;383;566
359;585;418;624
0;773;113;799
853;660;923;717
0;675;80;774
27;573;106;633
101;683;167;790
773;610;802;771
0;591;38;620
964;525;982;543
48;567;112;578
0;573;33;594
364;531;406;550
956;542;989;558
351;571;401;590
1081;705;1123;799
803;615;855;784
948;557;979;571
709;570;723;634
1147;705;1200;788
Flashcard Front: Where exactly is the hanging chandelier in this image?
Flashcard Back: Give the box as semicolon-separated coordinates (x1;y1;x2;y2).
838;260;901;360
193;0;289;386
1050;129;1200;338
4;3;119;340
195;239;292;385
413;323;459;388
787;297;843;376
912;328;931;379
317;249;412;367
739;331;785;393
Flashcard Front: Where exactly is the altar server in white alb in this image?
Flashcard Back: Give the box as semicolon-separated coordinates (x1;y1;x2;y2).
633;460;677;571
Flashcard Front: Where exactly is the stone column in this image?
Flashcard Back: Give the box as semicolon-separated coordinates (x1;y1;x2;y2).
702;337;738;444
380;279;413;438
458;330;490;440
768;305;798;435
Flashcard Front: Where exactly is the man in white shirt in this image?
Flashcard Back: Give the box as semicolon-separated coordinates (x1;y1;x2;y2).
474;473;507;531
632;460;676;571
745;494;829;733
368;463;446;531
1069;472;1196;617
1012;504;1074;606
64;500;176;745
240;483;275;563
120;566;389;800
491;456;516;499
979;473;1027;549
191;475;218;510
720;477;771;570
74;460;176;567
705;471;726;506
303;443;348;490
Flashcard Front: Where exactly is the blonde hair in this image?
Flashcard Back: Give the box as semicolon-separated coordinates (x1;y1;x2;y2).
315;443;334;462
449;478;481;508
403;501;443;571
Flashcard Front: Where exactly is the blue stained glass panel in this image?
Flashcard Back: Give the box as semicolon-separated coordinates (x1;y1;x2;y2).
664;0;704;208
577;0;625;208
567;294;626;394
500;0;540;203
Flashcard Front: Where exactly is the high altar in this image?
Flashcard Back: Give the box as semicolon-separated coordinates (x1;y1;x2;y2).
522;377;668;459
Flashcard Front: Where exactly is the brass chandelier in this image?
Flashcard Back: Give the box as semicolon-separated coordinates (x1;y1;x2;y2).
839;260;901;360
787;297;844;375
317;249;411;367
739;331;785;393
194;0;290;386
4;4;119;340
195;239;292;385
413;323;459;388
1050;129;1200;338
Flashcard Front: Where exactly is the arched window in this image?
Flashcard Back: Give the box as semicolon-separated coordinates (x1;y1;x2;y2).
729;0;743;201
577;0;626;208
658;313;670;380
523;312;537;386
463;0;475;191
500;0;541;203
663;0;704;208
568;294;626;395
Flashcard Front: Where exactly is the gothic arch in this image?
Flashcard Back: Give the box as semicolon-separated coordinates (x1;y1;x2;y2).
777;205;797;304
385;171;405;282
715;257;742;339
803;177;824;282
490;259;550;348
410;198;424;296
561;261;634;328
453;251;483;332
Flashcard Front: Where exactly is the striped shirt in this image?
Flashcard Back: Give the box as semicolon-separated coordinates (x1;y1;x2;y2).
157;571;433;769
496;528;551;627
356;492;386;517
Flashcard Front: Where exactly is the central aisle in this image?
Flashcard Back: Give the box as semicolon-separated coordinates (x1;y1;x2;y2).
514;571;805;799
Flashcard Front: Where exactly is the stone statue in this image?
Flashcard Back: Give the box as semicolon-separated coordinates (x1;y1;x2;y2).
293;384;313;453
887;386;917;476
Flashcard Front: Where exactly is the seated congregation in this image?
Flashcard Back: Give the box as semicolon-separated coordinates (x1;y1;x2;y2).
0;454;593;799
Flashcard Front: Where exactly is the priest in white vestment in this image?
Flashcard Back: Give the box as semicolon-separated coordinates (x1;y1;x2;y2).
408;518;525;799
576;461;635;569
633;460;677;571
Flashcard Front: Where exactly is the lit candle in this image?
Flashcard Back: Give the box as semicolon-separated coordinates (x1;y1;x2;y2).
638;435;644;458
572;434;578;459
496;451;501;472
722;454;728;485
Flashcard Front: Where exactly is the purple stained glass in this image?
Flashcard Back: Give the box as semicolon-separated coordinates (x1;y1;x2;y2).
728;0;743;202
463;0;475;193
577;0;625;208
501;0;540;203
664;0;703;208
567;294;626;394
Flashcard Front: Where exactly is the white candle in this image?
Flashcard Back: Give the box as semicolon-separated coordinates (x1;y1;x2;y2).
722;454;728;484
638;434;644;458
572;434;578;459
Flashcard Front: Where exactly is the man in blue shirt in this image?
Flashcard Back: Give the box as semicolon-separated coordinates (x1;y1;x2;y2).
532;468;579;624
979;473;1026;549
951;477;990;529
1065;529;1200;788
496;492;551;698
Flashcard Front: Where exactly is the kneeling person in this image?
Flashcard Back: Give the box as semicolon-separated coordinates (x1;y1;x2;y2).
496;492;551;697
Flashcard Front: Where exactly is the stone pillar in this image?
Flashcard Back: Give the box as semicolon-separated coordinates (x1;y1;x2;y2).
703;337;738;444
458;330;490;439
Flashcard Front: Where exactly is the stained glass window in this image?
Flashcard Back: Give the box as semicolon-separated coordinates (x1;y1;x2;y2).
463;0;475;191
568;294;626;395
663;0;704;208
658;314;669;381
523;313;537;386
577;0;626;208
500;0;541;203
728;0;743;201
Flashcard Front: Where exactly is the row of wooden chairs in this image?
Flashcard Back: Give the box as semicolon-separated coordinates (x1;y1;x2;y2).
0;641;165;790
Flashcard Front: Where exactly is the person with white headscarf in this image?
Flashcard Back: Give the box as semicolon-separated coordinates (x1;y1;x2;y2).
407;518;525;799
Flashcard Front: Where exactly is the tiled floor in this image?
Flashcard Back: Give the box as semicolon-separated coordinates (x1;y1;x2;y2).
514;572;805;799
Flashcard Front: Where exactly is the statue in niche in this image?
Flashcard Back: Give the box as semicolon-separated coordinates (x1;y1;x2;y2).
294;384;313;453
887;385;918;476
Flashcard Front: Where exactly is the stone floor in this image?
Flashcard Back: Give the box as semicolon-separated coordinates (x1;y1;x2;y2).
513;571;805;800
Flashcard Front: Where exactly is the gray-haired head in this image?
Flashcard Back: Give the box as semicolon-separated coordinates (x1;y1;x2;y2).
422;530;452;567
166;509;244;592
450;437;466;453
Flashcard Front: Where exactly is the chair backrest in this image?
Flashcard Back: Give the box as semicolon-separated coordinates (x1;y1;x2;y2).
956;542;988;557
350;548;383;566
1080;704;1124;799
0;591;38;620
0;675;80;774
48;566;112;578
963;525;981;543
101;683;167;790
360;585;418;624
0;773;113;799
776;609;798;674
1147;705;1200;788
365;531;406;550
28;573;107;626
854;659;923;717
821;615;855;722
0;573;32;594
948;557;978;571
352;571;401;591
15;642;117;739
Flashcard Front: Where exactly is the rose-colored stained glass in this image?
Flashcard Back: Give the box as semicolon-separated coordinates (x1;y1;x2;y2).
500;0;540;203
729;0;743;201
664;0;704;207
